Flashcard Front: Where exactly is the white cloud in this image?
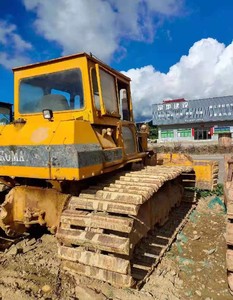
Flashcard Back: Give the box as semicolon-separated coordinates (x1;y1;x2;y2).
11;33;32;51
146;0;184;16
0;20;32;69
123;38;233;121
0;52;31;69
22;0;183;62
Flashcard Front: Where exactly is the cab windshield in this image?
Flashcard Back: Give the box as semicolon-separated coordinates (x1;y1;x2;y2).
19;69;83;114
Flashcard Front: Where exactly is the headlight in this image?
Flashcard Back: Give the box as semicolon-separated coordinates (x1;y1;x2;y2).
42;109;53;120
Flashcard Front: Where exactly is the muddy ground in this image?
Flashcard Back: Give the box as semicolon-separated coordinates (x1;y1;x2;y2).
0;196;231;300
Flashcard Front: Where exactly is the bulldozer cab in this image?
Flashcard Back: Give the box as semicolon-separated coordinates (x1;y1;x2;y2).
0;53;145;182
14;53;133;124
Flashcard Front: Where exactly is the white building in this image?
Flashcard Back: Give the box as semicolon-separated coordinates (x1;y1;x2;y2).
152;96;233;142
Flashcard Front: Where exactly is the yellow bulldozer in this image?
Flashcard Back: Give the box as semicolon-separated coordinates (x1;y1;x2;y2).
0;53;218;287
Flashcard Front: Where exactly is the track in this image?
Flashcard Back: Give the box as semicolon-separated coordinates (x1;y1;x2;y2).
132;201;195;288
56;165;195;287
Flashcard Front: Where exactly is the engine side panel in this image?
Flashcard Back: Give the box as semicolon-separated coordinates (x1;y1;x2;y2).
0;119;125;180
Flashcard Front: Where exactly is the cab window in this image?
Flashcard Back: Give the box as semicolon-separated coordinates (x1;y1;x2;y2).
19;68;83;113
91;68;100;110
99;69;118;114
117;80;131;121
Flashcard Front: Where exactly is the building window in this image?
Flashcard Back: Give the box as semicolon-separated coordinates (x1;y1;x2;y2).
177;129;191;137
161;130;174;138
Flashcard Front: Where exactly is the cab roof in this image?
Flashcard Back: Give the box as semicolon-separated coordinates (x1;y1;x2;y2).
12;52;131;82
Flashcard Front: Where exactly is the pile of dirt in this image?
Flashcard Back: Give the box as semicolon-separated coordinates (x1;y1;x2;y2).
0;196;230;300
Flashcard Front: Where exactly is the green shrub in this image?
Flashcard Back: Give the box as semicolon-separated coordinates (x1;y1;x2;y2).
196;183;223;198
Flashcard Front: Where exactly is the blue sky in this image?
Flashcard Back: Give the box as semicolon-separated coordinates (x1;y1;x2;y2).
0;0;233;120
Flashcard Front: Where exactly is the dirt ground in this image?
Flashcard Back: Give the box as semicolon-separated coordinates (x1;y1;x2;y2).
0;196;230;300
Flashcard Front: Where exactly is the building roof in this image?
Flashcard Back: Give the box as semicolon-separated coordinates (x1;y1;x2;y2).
163;98;186;103
152;95;233;126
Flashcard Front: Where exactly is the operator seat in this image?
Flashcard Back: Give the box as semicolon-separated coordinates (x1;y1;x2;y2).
37;94;70;111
